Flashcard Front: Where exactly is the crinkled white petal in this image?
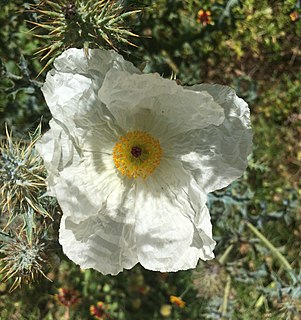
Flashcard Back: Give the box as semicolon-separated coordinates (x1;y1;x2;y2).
35;120;78;196
98;70;225;137
59;171;138;275
59;207;138;275
51;148;129;222
134;160;215;272
42;71;94;129
169;84;252;193
42;48;140;135
54;48;139;76
73;105;122;154
37;121;125;223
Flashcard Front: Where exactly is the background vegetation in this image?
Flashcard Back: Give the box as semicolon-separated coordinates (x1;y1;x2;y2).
0;0;300;319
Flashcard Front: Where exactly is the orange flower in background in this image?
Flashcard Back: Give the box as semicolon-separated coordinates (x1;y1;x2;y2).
90;301;111;320
55;288;80;307
290;11;299;21
170;295;186;308
197;9;213;26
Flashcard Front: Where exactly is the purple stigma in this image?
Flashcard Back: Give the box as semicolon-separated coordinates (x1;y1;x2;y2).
131;146;142;158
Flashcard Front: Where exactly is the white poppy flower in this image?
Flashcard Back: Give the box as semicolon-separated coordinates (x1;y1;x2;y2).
36;48;252;275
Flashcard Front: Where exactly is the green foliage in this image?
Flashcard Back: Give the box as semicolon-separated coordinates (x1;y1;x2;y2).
0;0;300;319
250;72;301;204
0;1;49;131
229;0;301;58
0;52;48;133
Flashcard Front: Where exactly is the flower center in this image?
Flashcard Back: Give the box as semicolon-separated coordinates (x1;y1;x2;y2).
112;131;163;179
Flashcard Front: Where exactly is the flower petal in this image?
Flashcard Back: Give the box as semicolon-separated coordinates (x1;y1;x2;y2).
59;210;138;275
42;48;139;133
98;70;225;137
135;161;215;272
59;178;138;275
173;84;253;193
54;48;139;76
37;119;125;222
35;120;77;196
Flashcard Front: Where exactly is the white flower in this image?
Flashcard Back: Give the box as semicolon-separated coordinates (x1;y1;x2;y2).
36;48;252;275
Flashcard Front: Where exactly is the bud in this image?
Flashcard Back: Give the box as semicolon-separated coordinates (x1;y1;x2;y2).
192;260;228;299
0;221;49;291
0;125;49;218
27;0;141;75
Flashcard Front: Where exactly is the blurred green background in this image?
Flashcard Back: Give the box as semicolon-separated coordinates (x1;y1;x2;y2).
0;0;300;319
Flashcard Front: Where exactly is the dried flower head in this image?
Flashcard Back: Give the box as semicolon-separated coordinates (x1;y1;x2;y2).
0;125;49;218
192;261;228;299
278;294;301;319
0;217;49;292
55;287;80;307
28;0;141;75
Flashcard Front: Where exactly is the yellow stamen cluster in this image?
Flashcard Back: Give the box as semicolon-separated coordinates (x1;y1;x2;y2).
113;131;162;179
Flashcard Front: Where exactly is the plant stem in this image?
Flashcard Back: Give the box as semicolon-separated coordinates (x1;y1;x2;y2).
83;269;91;297
246;222;292;272
219;244;234;265
221;274;231;319
180;284;192;298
